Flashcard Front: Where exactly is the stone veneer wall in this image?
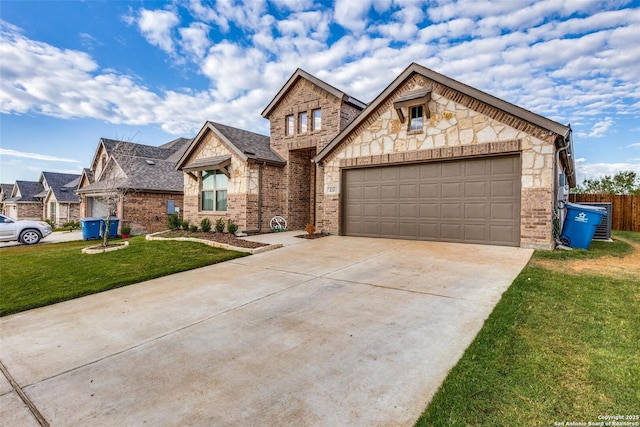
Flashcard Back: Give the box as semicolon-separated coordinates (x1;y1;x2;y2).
321;73;558;249
181;129;259;229
52;202;81;227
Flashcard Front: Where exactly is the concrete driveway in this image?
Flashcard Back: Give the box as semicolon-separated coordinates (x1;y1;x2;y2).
0;230;83;248
0;236;532;426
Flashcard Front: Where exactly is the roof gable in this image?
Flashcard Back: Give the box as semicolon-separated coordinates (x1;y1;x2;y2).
261;68;366;118
176;121;285;170
8;181;44;202
314;62;572;164
40;172;82;203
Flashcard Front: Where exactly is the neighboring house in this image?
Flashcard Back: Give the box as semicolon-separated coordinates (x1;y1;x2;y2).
77;137;191;233
0;183;14;215
2;181;45;221
38;172;81;227
179;63;575;249
177;68;366;231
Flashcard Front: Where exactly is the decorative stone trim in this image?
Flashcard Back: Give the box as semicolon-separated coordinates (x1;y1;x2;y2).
82;241;129;254
145;231;283;254
338;139;521;168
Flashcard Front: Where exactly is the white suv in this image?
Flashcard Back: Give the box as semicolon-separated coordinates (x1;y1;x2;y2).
0;214;53;245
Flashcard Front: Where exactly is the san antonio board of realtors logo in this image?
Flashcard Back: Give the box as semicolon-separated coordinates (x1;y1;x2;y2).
575;212;589;223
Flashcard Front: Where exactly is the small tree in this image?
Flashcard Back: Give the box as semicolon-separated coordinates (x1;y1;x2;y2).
90;140;140;247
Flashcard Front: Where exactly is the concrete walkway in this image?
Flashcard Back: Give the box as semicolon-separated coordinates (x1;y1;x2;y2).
0;237;533;426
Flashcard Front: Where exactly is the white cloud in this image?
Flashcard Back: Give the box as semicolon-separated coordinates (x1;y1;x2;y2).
137;9;180;54
0;148;80;163
627;143;640;148
334;0;373;32
587;117;614;137
178;22;211;58
187;0;229;31
272;0;315;12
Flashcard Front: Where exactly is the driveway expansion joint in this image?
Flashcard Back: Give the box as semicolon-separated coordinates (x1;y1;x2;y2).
0;359;49;426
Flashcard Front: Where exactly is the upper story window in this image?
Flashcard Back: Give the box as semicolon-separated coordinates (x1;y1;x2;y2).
285;115;294;136
312;109;322;131
298;112;308;134
409;105;424;131
201;170;227;211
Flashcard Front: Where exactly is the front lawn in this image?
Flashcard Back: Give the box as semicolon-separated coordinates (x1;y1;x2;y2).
416;231;640;426
0;236;247;316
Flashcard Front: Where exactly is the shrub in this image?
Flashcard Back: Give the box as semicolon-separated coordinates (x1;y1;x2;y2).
189;224;198;232
215;217;225;233
200;217;212;232
180;219;189;230
44;218;55;228
121;225;132;235
305;222;316;235
63;220;81;231
227;219;238;235
167;213;180;230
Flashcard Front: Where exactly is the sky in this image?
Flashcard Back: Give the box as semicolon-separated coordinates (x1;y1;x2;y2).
1;0;639;186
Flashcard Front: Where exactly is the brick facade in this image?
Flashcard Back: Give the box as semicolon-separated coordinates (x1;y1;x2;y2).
122;192;183;234
264;77;361;230
4;202;42;221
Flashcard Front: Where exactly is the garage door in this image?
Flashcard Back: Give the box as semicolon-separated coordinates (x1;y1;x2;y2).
342;155;520;246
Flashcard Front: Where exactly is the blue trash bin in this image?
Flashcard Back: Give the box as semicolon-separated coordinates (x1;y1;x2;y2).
100;218;120;238
81;217;101;240
560;203;606;249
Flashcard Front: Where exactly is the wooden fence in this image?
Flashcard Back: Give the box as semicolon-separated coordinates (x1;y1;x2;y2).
569;194;640;232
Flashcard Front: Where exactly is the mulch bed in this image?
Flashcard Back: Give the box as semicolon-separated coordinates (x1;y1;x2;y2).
160;230;268;249
295;233;328;239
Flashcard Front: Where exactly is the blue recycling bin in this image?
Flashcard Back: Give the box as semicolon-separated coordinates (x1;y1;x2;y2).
81;217;102;240
100;218;120;237
560;203;606;249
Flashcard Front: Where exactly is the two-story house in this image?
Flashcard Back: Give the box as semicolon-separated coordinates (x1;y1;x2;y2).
178;64;575;249
176;69;365;232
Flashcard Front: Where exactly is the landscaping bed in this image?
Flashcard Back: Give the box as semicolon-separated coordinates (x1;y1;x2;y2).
160;230;269;249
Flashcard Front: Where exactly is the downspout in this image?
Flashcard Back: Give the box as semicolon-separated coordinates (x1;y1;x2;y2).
554;127;574;246
242;162;264;234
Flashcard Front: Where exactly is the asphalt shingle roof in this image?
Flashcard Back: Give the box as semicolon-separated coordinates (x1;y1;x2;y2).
208;122;285;165
41;172;82;203
79;138;192;193
6;181;44;202
0;184;13;200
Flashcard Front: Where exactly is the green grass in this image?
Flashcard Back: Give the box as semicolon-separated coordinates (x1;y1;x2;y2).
0;236;247;316
416;231;640;426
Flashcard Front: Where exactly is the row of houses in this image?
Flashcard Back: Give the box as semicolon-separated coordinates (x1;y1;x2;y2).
0;137;191;233
1;63;576;249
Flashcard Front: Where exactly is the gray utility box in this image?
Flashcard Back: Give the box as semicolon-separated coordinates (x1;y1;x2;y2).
576;202;612;240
